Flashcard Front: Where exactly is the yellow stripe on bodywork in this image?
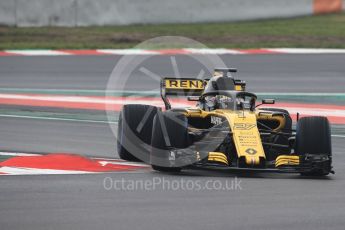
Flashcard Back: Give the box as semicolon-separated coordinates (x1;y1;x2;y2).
208;157;228;165
275;155;300;167
208;152;229;165
256;112;286;132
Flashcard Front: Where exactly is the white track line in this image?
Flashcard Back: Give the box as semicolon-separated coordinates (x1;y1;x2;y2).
97;49;158;55
0;89;344;97
256;92;345;96
5;50;70;56
0;114;117;124
331;135;345;138
268;48;345;54
98;160;149;167
0;152;40;156
184;48;242;55
2;48;345;56
0;167;93;175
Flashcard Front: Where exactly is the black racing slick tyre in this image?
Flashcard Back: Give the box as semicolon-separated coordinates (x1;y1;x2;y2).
150;111;190;172
117;104;158;162
295;116;332;176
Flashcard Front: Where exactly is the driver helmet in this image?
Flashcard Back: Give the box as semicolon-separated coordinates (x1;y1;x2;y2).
204;95;250;111
204;95;234;111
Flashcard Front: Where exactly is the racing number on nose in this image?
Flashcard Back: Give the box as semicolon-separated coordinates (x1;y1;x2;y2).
234;123;256;130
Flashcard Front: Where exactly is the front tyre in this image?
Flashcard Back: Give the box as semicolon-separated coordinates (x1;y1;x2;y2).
295;116;332;176
117;104;158;162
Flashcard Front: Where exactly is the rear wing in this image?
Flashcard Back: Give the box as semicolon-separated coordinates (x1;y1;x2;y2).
162;78;206;96
161;78;206;109
161;77;246;109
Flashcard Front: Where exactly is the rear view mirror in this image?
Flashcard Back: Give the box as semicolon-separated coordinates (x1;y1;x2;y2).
262;99;275;105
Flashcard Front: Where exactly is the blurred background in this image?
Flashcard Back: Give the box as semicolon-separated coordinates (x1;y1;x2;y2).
0;0;344;49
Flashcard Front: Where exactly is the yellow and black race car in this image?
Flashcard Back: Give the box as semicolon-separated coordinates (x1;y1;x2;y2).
117;68;334;176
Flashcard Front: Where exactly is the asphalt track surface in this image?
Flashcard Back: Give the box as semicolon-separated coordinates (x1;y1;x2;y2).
1;54;345;92
0;54;345;230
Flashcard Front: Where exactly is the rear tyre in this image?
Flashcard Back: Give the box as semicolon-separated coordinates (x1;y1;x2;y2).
117;104;158;162
150;111;190;172
295;116;332;176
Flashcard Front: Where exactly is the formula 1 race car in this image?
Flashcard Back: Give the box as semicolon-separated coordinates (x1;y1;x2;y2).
117;68;334;176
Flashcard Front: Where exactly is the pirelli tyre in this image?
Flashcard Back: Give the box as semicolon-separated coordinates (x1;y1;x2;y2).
295;116;332;176
150;111;190;172
260;108;292;156
117;104;158;162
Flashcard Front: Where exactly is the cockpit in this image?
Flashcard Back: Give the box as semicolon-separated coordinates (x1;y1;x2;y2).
198;68;256;111
200;92;257;111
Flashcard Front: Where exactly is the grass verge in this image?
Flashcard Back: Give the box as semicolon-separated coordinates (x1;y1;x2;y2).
1;13;345;50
